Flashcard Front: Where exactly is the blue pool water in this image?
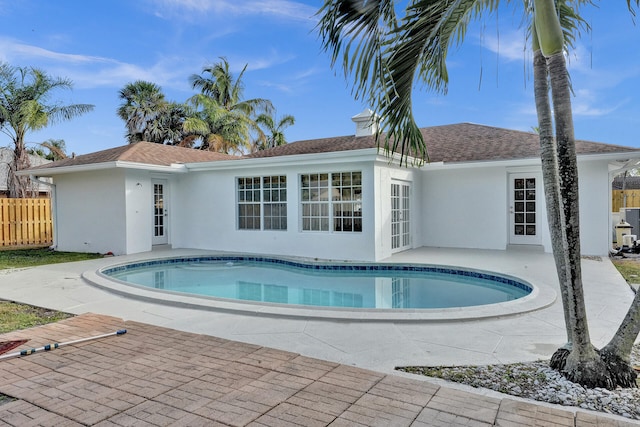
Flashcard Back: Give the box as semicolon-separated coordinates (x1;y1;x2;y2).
103;256;532;310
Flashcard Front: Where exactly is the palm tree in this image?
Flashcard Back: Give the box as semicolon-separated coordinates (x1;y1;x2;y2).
187;93;256;153
117;81;168;144
189;58;274;154
531;0;618;388
255;113;295;151
317;0;640;388
28;138;68;161
40;138;68;160
0;63;94;198
159;102;200;146
118;81;201;146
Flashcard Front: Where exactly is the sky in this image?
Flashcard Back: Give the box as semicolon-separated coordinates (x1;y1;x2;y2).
0;0;639;157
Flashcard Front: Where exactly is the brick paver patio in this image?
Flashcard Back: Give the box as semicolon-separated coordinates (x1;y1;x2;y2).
0;314;636;426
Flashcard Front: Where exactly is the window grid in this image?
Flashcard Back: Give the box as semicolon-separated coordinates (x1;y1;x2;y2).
237;176;287;230
263;176;287;230
513;178;536;236
301;173;329;231
153;183;164;237
301;172;362;233
237;177;261;230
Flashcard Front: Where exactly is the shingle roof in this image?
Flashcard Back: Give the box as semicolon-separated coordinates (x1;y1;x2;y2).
245;123;636;162
244;134;377;159
28;141;238;171
26;123;638;173
613;176;640;190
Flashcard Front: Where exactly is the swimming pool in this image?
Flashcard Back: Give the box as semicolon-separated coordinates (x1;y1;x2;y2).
101;255;532;310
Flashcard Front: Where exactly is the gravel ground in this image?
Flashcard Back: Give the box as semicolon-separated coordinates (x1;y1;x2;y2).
398;344;640;420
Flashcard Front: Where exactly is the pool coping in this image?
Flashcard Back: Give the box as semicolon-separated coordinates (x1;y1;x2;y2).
82;253;558;322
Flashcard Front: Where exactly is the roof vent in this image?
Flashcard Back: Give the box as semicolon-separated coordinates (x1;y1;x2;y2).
351;109;378;137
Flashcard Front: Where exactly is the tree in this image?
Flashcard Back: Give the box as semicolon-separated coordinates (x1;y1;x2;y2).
29;138;68;160
117;81;206;146
146;101;200;146
0;63;93;197
317;0;640;388
117;80;168;144
187;93;257;153
255;112;295;151
532;0;617;388
189;57;274;154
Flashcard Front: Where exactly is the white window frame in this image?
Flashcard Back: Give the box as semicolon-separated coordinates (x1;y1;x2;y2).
300;171;362;233
237;175;287;231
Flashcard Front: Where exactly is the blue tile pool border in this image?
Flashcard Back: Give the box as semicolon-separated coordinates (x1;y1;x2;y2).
100;255;533;294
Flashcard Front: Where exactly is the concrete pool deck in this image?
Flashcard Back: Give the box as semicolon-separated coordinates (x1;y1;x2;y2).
0;247;635;371
0;247;638;426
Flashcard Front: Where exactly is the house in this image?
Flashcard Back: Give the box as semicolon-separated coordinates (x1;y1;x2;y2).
0;148;52;197
22;112;640;261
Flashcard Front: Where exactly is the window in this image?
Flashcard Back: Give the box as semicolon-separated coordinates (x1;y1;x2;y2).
262;175;287;230
301;173;329;231
332;172;362;232
237;176;287;230
301;171;362;232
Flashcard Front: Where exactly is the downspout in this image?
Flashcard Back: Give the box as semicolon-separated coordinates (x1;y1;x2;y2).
30;175;57;249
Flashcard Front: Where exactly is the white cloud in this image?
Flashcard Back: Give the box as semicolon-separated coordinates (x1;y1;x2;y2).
254;65;317;95
0;37;196;91
148;0;317;22
254;64;330;95
257;80;297;94
571;88;624;117
0;37;114;65
242;51;296;71
481;30;529;63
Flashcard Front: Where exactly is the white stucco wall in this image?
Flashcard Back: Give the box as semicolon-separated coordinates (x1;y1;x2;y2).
577;159;612;255
53;169;127;254
123;171;156;254
53;169;174;255
46;150;618;259
373;162;423;260
172;161;379;261
421;165;512;251
419;158;614;256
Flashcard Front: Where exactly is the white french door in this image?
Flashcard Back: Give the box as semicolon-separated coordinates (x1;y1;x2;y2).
152;180;168;245
509;174;541;245
391;181;411;252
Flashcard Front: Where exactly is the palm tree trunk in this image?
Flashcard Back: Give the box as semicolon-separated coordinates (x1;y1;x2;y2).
599;289;640;388
546;49;613;389
533;0;613;388
8;133;31;198
532;37;574;359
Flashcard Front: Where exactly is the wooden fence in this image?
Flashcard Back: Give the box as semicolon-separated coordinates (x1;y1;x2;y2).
613;190;640;212
0;198;53;247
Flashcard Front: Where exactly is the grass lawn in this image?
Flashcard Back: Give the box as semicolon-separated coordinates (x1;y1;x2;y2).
611;258;640;285
0;247;102;269
0;301;73;334
0;247;102;333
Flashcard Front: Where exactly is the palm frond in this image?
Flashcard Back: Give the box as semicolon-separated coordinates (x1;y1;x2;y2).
375;0;495;165
317;0;397;100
